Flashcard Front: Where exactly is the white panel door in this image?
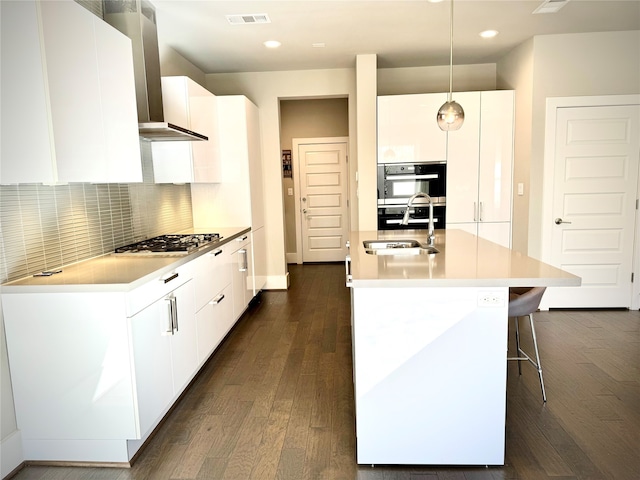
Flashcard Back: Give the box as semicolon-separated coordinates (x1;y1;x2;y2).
299;142;350;262
548;105;639;308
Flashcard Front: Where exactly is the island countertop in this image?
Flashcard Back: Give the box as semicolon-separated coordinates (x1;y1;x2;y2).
349;229;581;288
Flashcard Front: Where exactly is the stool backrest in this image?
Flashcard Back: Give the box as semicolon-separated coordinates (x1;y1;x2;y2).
508;287;547;318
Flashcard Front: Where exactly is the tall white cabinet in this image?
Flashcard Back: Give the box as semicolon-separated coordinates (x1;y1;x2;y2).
446;90;515;248
191;96;266;309
0;0;142;184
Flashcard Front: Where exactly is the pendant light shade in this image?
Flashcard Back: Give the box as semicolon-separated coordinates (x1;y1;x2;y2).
437;100;464;131
437;0;464;131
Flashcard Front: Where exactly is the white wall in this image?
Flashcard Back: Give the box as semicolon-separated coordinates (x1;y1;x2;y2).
527;30;640;258
159;42;207;86
205;69;357;288
356;54;379;232
496;39;534;254
378;63;496;95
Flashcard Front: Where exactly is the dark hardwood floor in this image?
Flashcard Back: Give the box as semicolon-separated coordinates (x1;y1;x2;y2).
9;264;640;480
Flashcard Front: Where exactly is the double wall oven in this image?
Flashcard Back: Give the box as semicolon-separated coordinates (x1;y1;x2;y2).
377;162;446;230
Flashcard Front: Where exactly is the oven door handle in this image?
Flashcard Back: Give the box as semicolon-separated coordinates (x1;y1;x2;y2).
386;218;439;225
386;174;438;180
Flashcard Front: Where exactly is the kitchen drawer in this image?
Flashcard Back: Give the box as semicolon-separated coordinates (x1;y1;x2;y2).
195;283;233;364
126;264;192;317
192;244;232;311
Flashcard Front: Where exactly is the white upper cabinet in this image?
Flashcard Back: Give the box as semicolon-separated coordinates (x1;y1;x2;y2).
377;93;448;164
0;0;142;184
151;77;220;184
446;90;515;247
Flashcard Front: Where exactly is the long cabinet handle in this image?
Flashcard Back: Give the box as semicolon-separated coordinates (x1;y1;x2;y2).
345;255;353;287
165;296;178;335
473;202;477;222
239;249;248;272
479;201;483;222
165;297;174;334
172;297;179;333
213;249;223;256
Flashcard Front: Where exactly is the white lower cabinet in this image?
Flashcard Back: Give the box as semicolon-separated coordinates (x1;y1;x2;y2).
1;237;247;464
230;234;253;320
196;284;233;364
128;278;197;438
447;222;512;249
192;243;234;364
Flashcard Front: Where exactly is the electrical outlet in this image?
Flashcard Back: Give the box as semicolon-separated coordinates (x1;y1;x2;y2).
287;188;293;196
478;292;505;307
517;183;524;196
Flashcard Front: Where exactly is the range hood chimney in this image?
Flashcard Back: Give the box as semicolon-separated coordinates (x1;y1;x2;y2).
103;0;207;142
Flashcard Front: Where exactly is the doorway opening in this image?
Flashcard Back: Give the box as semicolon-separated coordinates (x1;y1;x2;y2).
279;98;350;264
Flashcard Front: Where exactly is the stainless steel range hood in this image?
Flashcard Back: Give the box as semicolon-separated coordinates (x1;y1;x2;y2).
103;0;207;142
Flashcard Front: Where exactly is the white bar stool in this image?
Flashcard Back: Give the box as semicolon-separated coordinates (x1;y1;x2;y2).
508;287;547;402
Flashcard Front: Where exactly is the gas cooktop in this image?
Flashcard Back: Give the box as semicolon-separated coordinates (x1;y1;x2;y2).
114;233;221;255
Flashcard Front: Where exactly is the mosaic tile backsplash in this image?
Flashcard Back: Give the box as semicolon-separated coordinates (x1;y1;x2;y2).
0;142;193;284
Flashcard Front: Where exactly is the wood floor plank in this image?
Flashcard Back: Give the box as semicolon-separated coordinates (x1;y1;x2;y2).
248;399;293;480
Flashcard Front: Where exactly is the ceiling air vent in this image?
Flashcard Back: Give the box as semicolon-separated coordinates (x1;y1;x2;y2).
226;13;271;25
533;0;570;14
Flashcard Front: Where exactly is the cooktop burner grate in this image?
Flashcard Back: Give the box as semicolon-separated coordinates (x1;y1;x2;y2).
115;233;221;255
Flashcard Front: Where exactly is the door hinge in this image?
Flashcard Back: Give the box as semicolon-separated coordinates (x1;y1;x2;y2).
347;199;349;207
636;198;639;210
632;272;635;283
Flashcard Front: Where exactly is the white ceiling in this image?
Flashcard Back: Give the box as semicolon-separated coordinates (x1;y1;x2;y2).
151;0;640;74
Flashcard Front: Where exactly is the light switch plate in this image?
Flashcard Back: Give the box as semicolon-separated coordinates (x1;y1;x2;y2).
288;188;293;196
517;183;524;196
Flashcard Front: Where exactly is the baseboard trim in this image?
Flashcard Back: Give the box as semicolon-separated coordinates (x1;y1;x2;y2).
1;430;24;480
285;252;298;264
264;275;288;290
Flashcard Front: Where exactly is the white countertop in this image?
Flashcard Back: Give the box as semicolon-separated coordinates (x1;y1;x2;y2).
349;229;581;288
1;226;250;293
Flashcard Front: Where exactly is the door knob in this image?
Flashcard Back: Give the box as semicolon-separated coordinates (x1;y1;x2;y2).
554;217;572;225
303;208;307;213
302;197;307;202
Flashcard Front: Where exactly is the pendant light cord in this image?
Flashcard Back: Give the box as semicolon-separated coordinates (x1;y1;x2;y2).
448;0;454;103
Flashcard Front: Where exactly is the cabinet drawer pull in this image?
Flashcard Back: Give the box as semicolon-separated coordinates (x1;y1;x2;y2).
237;235;248;242
162;273;179;284
211;294;225;305
213;249;223;256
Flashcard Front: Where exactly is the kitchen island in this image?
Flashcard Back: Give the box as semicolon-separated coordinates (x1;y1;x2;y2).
347;229;580;466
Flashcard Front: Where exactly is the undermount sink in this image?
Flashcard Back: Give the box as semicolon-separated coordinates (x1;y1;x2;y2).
363;239;439;256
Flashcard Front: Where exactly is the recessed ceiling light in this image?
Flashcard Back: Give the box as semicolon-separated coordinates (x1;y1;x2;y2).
264;40;281;49
480;30;499;39
312;43;326;48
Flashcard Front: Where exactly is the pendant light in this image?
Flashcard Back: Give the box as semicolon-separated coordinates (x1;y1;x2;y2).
437;0;464;131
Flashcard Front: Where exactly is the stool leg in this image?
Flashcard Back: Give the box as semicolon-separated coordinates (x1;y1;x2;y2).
527;313;547;403
514;315;522;375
